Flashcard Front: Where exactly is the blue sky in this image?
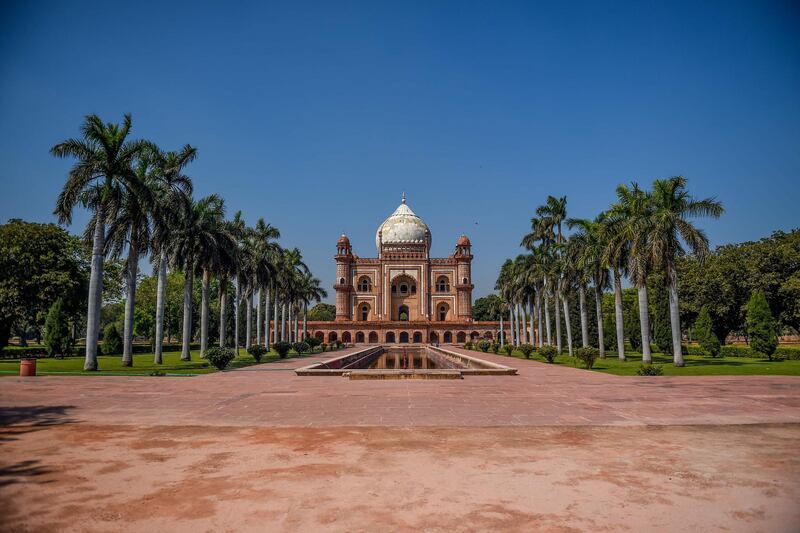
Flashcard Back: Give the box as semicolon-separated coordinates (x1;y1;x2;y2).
1;0;798;301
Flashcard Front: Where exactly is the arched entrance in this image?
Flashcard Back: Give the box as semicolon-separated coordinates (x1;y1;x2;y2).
342;331;352;343
399;331;409;343
355;331;365;343
456;331;466;343
430;332;439;344
386;332;396;343
328;332;338;343
436;303;449;321
398;305;409;321
368;331;379;343
315;332;324;341
413;331;422;343
443;331;452;343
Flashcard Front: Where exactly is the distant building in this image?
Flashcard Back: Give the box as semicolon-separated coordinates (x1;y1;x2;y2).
308;194;508;345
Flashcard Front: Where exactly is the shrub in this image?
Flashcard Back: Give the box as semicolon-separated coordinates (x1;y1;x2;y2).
293;342;310;354
746;290;778;360
575;347;600;369
636;364;664;376
321;343;328;352
693;306;721;357
206;347;236;370
306;337;321;350
539;345;557;363
502;344;514;356
247;345;266;362
519;343;534;359
477;340;491;352
44;298;74;358
102;324;122;355
490;343;500;354
273;341;292;358
464;342;473;350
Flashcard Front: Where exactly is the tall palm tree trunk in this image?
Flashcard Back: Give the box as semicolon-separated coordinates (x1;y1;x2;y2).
303;302;308;341
294;307;299;342
180;265;194;361
637;284;652;364
273;294;279;345
233;276;240;354
554;290;562;354
562;295;574;357
578;285;589;348
122;240;139;367
519;303;527;345
535;290;543;347
544;289;552;346
667;266;684;366
280;303;286;342
245;289;252;348
154;251;167;364
200;269;210;358
219;277;228;348
613;269;626;361
499;315;504;347
84;212;105;371
594;284;605;358
528;296;535;346
264;283;271;349
255;288;262;347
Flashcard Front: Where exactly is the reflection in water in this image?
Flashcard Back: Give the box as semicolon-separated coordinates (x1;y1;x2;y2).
368;349;438;370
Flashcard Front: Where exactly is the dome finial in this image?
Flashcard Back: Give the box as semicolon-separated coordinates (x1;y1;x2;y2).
401;192;406;204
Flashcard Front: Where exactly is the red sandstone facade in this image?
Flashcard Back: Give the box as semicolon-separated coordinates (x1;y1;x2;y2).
307;195;508;344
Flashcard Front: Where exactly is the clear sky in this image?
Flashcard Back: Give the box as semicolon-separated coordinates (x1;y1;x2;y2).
1;0;798;301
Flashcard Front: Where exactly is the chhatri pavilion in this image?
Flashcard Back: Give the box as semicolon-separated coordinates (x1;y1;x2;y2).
308;194;508;345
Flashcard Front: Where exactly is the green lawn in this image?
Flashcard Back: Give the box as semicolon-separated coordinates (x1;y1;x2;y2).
493;349;800;376
0;348;315;376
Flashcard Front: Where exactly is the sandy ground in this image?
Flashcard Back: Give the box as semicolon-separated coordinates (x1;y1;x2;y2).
1;423;799;532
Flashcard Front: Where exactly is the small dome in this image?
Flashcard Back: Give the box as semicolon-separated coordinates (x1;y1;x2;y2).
457;235;471;246
375;194;431;252
337;234;350;245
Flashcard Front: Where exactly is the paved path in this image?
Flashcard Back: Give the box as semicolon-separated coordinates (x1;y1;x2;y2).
2;346;799;428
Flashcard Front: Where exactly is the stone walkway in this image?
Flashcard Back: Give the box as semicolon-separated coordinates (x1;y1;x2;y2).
2;346;799;428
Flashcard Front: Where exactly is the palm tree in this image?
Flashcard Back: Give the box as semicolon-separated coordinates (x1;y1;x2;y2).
170;194;228;361
536;196;568;352
641;176;723;366
151;145;195;364
607;183;654;363
495;259;517;345
298;272;327;340
250;219;281;348
568;215;611;357
104;150;157;366
52;114;150;371
227;211;248;353
601;212;630;361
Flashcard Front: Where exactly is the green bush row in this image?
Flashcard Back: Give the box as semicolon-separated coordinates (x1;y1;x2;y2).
1;342;203;359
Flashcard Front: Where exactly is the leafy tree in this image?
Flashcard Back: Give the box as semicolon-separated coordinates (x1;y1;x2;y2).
746;290;778;359
102;323;122;355
0;219;89;349
307;303;336;321
44;298;75;358
693;306;720;357
472;295;508;321
648;270;673;354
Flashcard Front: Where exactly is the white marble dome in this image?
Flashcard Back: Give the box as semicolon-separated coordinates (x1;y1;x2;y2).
376;194;431;252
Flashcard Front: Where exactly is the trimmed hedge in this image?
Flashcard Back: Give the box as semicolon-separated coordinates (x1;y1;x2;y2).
683;344;800;359
1;342;201;359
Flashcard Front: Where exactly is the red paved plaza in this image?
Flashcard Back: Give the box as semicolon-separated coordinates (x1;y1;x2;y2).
1;348;799;532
